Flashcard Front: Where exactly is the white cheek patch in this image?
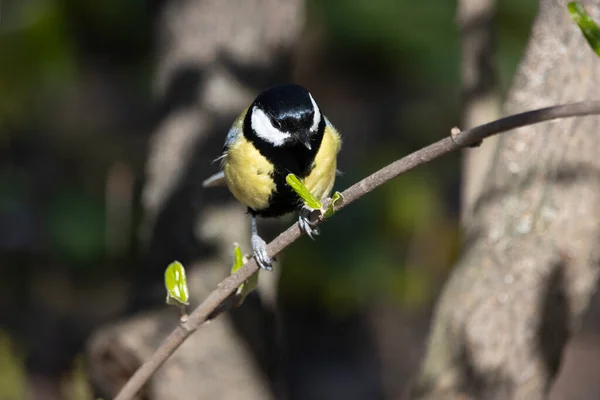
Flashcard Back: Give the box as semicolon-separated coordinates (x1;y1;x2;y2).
309;93;321;132
251;107;291;146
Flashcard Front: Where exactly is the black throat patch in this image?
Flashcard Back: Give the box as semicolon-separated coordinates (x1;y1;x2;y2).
244;112;326;217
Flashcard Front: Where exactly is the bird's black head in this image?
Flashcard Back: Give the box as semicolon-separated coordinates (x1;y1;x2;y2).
247;84;323;150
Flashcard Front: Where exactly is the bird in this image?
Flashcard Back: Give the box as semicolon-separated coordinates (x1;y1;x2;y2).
203;83;342;271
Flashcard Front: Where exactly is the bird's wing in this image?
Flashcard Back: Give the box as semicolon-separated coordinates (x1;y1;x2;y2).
324;116;337;133
223;120;242;149
224;107;248;148
203;108;248;188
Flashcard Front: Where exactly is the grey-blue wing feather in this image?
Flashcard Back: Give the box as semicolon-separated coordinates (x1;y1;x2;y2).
223;120;243;149
203;113;244;188
324;116;336;131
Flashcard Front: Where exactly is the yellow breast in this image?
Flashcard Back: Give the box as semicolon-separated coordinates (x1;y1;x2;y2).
224;136;275;211
224;123;341;211
303;126;342;201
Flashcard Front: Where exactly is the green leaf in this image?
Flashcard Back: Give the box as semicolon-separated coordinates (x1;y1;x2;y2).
165;261;190;306
568;2;600;57
230;244;245;274
231;243;259;305
286;174;323;210
324;191;344;218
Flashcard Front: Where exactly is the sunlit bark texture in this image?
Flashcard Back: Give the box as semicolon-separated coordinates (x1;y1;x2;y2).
458;0;502;221
414;0;600;399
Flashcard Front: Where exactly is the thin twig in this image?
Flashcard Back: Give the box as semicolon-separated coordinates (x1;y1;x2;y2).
114;101;600;400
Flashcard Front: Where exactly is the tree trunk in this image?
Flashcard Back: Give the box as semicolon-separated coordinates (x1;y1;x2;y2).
414;0;600;398
457;0;502;221
88;0;304;398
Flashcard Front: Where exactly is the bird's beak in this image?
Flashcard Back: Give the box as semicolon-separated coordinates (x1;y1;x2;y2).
299;130;312;150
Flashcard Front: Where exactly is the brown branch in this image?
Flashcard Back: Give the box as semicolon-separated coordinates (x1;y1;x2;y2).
113;100;600;400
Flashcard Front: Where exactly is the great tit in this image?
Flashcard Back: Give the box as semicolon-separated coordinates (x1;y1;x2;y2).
203;84;342;271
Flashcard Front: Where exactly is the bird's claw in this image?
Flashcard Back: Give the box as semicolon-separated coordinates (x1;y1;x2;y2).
298;205;320;240
251;233;273;271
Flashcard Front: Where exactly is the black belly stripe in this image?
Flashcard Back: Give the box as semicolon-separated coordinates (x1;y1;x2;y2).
251;178;300;217
249;153;315;218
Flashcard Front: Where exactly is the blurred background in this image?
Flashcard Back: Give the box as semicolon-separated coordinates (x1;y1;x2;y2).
0;0;539;398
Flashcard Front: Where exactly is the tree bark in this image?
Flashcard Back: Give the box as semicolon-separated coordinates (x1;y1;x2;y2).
414;0;600;399
457;0;502;220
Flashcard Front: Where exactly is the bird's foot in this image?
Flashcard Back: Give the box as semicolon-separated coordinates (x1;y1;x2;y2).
298;205;320;240
251;233;273;271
